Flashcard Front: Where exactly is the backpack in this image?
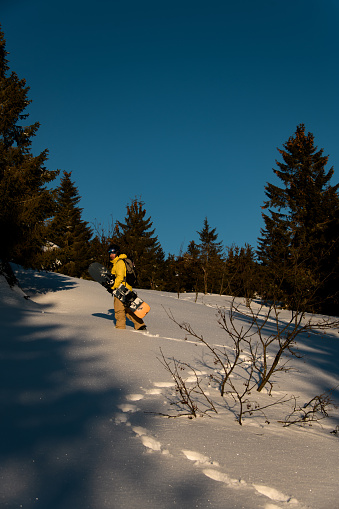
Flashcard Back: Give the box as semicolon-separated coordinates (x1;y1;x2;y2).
122;258;138;287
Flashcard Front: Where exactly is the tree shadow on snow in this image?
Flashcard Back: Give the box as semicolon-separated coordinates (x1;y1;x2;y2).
11;264;77;295
0;285;217;509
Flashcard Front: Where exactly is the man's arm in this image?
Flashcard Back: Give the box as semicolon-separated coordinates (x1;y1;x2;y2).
112;259;126;289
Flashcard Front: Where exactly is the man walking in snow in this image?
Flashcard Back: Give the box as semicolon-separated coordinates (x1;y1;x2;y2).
107;244;147;331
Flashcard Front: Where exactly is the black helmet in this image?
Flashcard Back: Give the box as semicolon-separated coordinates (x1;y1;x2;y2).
108;243;120;255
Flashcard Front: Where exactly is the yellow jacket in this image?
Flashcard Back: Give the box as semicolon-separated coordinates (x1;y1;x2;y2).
110;254;133;291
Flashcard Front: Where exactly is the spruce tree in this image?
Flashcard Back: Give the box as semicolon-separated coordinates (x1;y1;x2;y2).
196;217;224;294
162;253;178;293
258;124;339;313
42;171;92;278
0;27;58;265
114;199;165;289
225;244;258;301
163;241;203;296
89;217;116;267
162;253;188;295
184;240;203;295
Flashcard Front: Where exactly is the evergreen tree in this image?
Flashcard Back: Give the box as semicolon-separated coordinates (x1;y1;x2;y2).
225;244;258;301
163;242;203;297
164;245;201;296
319;207;339;315
0;27;58;265
196;217;224;294
184;240;203;295
42;171;92;277
162;253;187;295
161;253;178;293
258;124;339;314
89;218;116;267
114;199;165;289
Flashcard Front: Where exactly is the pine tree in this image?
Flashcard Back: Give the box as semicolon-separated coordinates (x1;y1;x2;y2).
42;171;92;277
258;124;339;313
196;217;224;294
0;27;58;265
114;199;165;289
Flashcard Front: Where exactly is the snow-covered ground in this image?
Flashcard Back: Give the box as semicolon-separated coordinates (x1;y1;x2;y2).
1;265;338;509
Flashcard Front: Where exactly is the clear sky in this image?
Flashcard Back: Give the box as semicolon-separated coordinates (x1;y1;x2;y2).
2;0;339;256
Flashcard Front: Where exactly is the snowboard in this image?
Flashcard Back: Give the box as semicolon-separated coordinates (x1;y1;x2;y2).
88;262;150;319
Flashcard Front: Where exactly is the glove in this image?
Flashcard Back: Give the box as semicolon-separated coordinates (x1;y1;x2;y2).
102;279;114;293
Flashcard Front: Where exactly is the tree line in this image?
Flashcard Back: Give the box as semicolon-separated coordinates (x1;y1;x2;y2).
1;27;338;316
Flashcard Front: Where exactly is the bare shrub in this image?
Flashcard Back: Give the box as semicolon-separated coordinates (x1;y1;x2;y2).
164;308;292;425
157;348;217;418
279;388;338;427
161;300;339;427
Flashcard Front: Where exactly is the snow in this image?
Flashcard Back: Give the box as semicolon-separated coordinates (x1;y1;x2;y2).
0;265;338;509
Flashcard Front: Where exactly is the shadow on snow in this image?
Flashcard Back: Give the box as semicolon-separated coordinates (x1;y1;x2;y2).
0;276;219;509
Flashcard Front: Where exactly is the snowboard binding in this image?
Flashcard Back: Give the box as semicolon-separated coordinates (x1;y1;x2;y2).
113;284;138;306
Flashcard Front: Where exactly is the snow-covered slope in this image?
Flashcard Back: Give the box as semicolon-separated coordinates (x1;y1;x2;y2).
0;266;338;509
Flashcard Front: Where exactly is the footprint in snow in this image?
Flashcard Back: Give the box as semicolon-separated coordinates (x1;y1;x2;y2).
132;426;170;455
145;388;162;395
126;393;144;401
153;381;175;388
182;449;220;467
114;396;142;425
183;451;302;507
203;468;246;487
117;403;139;413
114;393;303;508
253;485;298;504
115;394;170;456
140;435;162;452
114;413;129;425
132;426;147;436
264;505;286;509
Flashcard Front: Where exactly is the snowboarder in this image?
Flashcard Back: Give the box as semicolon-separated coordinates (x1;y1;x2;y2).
107;244;147;331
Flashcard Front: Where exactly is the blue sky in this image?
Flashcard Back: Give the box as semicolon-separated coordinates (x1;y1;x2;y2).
2;0;339;256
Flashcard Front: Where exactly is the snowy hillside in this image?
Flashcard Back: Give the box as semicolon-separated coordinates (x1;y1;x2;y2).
0;265;338;509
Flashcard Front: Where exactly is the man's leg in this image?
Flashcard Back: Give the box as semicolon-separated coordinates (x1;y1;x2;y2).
125;309;145;330
114;296;126;329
